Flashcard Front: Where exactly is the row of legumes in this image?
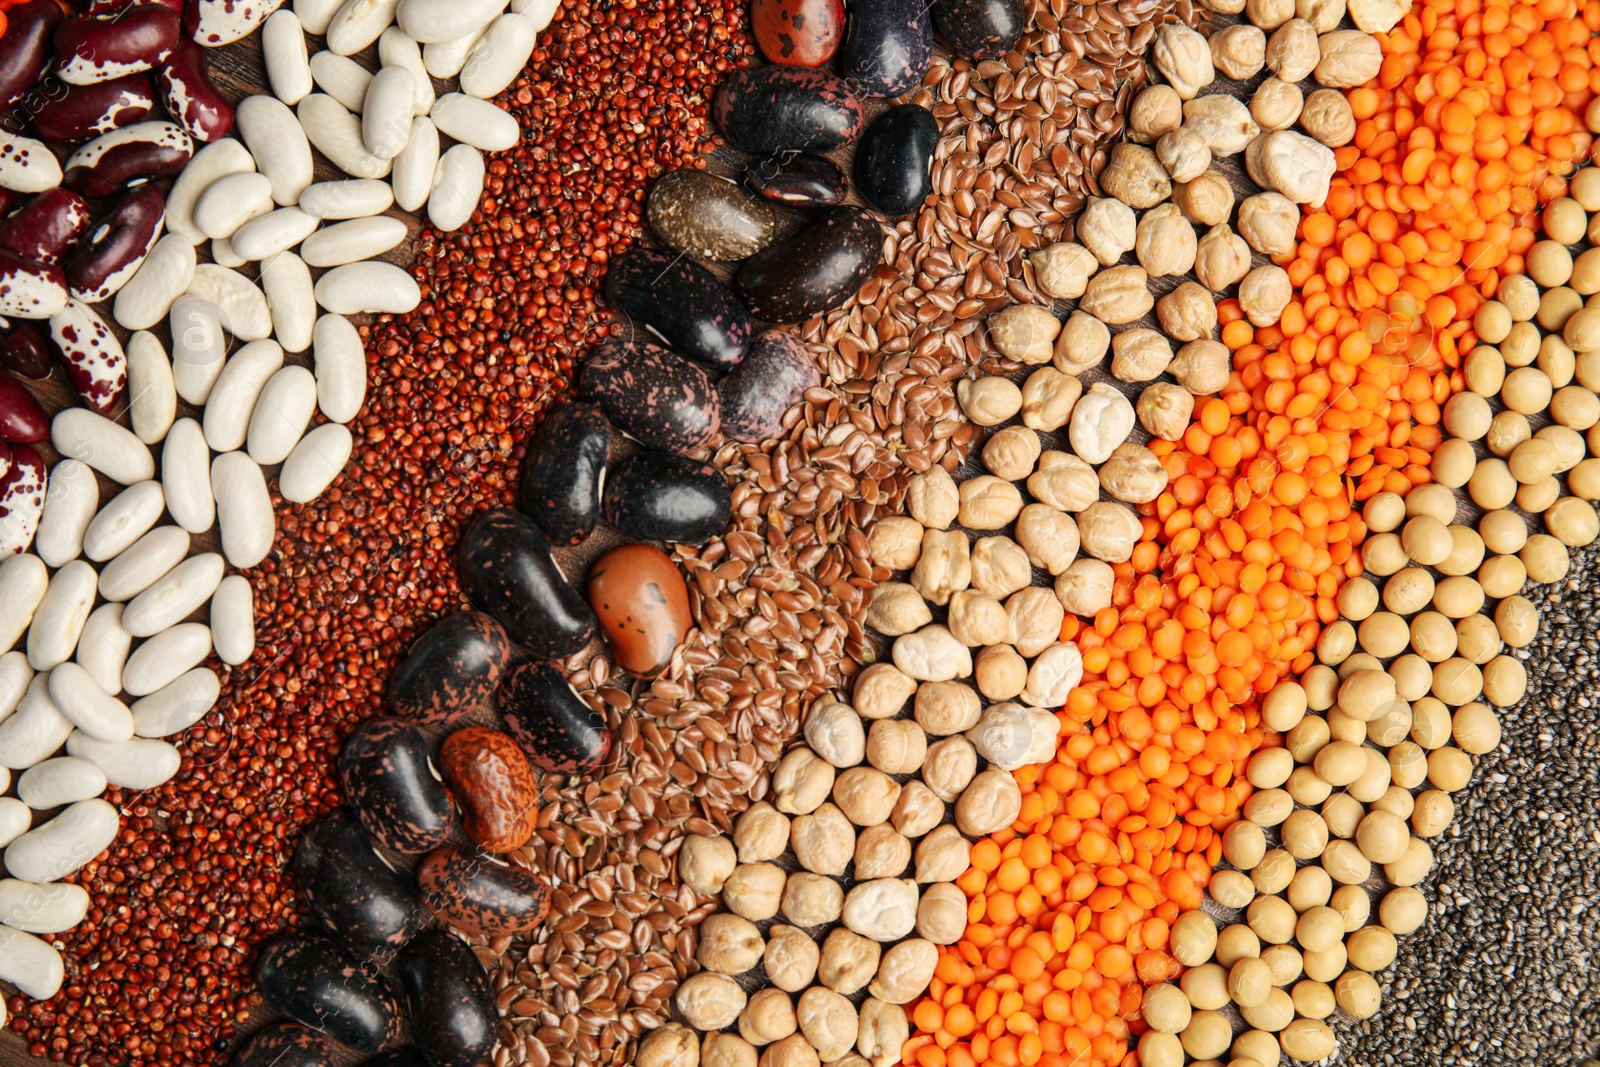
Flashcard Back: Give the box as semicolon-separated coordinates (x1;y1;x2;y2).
0;0;548;1035
615;0;1600;1066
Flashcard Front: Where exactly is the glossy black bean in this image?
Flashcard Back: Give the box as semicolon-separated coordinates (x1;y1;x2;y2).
605;247;750;369
361;1052;432;1067
854;104;939;217
717;329;821;443
713;66;864;154
602;450;731;546
515;402;611;546
340;718;456;854
294;808;421;953
578;338;720;455
841;0;933;96
932;0;1025;59
457;509;596;658
734;206;883;323
256;933;405;1053
417;844;551;939
229;1023;336;1067
744;151;850;207
387;610;511;727
397;931;498;1067
497;660;611;775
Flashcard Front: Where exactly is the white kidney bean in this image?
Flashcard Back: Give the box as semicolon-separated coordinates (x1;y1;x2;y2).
509;0;559;28
247;364;318;465
211;575;255;666
0;925;65;999
52;408;155;485
229;206;320;262
67;732;182;787
423;24;491;78
212;452;274;568
17;758;107;811
0;450;43;557
327;0;403;53
82;480;165;562
263;9;313;104
0;675;72;771
131;667;220;737
300;215;408;268
236;94;314;206
391;114;440;212
309;51;372;112
0;651;30;721
124;553;224;637
162;418;214;536
362;66;417;160
429;143;486;233
0;880;91;935
0;800;26;847
193;171;275;241
113;234;198;331
4;797;119;886
122;622;212;697
98;526;191;602
295;0;346;34
211;235;247;268
0;560;43;661
48;299;126;416
126;331;177;444
378;27;436;114
166;138;257;244
204;339;284;452
298;178;394;220
461;12;537;99
399;0;504;42
168;295;229;404
280;422;353;504
190;0;282;46
431;92;519;151
312;313;366;422
314;261;421;314
259;252;315;355
47;662;134;742
27;562;98;671
298;94;394;180
186;264;273;341
0;132;64;194
76;602;131;695
34;460;99;568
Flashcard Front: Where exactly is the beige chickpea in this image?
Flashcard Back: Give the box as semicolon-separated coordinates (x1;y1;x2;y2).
1056;558;1116;617
759;1036;818;1067
1265;17;1319;80
797;988;858;1063
855;824;912;881
639;1024;701;1067
981;426;1041;482
1170;338;1232;395
804;702;866;770
1019;367;1082;433
921;736;977;802
946;590;1011;650
818;928;880;994
866;719;926;776
916;882;967;944
956;768;1022;837
868;516;923;571
742;989;799;1047
868;938;937;1005
891;781;943;839
833;769;901;827
773;747;837;815
1172;170;1236;227
1211;22;1267;78
680;833;737;895
782;872;844;929
1129;84;1184;142
957;476;1024;531
1238;264;1292;327
1301;88;1356;146
955;377;1023;428
1111;328;1176;384
1053;310;1111;375
677;972;748;1030
737;803;795;864
1155;282;1218;343
970;536;1033;600
1068;381;1136;464
1250;77;1304;131
1078;197;1138;266
1027;451;1099;512
987;304;1061;364
908;530;970;607
914;825;971;884
1154;127;1212;186
892;625;972;683
1015;505;1080;576
1007;587;1065;658
1236;192;1301;257
913;681;980;737
841;879;919;943
866;583;933;638
1194;223;1253;291
791;803;855;875
1521;533;1571;583
1099;442;1168;505
856;1000;908;1067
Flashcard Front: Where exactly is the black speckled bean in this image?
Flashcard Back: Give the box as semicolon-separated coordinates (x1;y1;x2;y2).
386;611;511;727
256;933;405;1053
339;718;456;854
734;206;883;323
744;151;850;207
457;509;595;659
417;844;551;939
497;660;612;774
294;808;421;953
515;402;611;546
647;169;785;262
932;0;1026;59
602;450;732;546
605;247;750;369
358;1053;432;1067
578;338;720;455
229;1023;336;1067
717;329;822;443
854;104;939;218
397;931;497;1067
841;0;933;96
713;66;864;154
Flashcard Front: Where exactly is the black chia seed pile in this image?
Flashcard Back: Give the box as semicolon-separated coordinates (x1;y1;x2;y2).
1334;545;1600;1066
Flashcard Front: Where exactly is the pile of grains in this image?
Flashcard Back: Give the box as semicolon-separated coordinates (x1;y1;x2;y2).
1337;544;1600;1066
6;1;751;1063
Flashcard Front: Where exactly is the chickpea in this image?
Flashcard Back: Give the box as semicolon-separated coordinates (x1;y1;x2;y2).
913;825;970;884
759;1036;819;1067
914;681;980;737
680;834;738;895
955;769;1022;836
1019;366;1083;433
832;768;901;827
803;703;866;771
981;425;1041;481
790;804;855;876
955;377;1022;428
639;1025;701;1067
797;988;858;1063
916;882;967;944
922;736;977;801
782;872;845;928
1129;85;1183;142
857;1000;909;1067
1156;282;1218;342
677;972;748;1030
1008;586;1065;658
891;781;943;839
854;824;912;880
841;879;919;943
818;928;880;994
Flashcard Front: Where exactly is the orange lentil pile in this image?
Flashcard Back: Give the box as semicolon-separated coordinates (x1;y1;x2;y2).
901;1;1600;1064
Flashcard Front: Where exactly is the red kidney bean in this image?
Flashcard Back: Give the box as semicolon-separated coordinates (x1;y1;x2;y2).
0;444;45;556
0;372;50;443
87;0;183;15
54;6;180;86
31;74;156;143
63;121;192;198
0;191;13;218
0;189;92;266
0;441;13;486
0;249;69;321
0;321;54;380
64;186;165;303
0;0;67;111
155;39;233;142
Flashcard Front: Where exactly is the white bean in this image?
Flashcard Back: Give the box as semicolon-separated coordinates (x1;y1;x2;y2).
236;94;314;207
378;27;436;114
126;331;176;444
34;459;99;568
0;557;45;656
423;23;491;78
461;13;537;99
263;9;313;105
212;452;274;568
431;92;519;151
298;178;394;220
27;562;98;671
212;575;255;666
165;138;256;244
297;94;394;180
112;234;197;331
121;623;212;697
0;880;91;935
0;676;73;771
0;799;26;848
300;215;408;267
0;652;31;725
314;261;421;314
363;66;417;160
210;235;247;269
51;408;154;485
391;114;440;212
98;526;191;603
47;662;133;742
204;339;284;452
75;602;131;695
67;732;182;788
428;142;485;233
17;758;107;811
194;172;275;241
399;0;504;41
131;668;220;738
313;313;366;421
296;0;346;32
168;295;228;404
186;264;273;341
81;480;165;562
229;206;320;262
247;364;318;465
309;51;372;112
123;553;225;638
326;0;404;54
162;418;215;535
509;0;558;29
0;925;65;999
3;798;119;887
280;422;353;504
260;251;316;353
